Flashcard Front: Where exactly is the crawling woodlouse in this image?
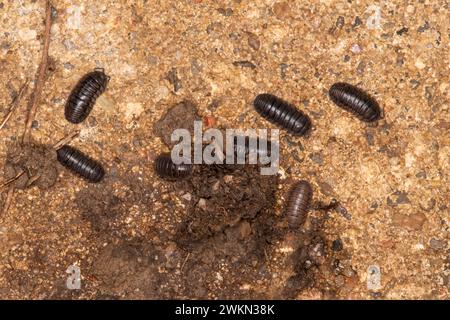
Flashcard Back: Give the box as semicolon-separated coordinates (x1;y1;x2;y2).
155;153;193;179
328;82;381;122
65;68;110;124
286;180;313;228
57;145;105;183
253;94;311;136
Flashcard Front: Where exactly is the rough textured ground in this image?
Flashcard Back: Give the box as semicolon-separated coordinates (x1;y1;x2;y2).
0;0;448;299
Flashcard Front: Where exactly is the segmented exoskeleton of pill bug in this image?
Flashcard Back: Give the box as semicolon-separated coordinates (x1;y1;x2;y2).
232;135;273;159
65;68;110;124
253;94;311;136
328;82;381;122
56;145;105;183
286;180;313;228
155;153;193;179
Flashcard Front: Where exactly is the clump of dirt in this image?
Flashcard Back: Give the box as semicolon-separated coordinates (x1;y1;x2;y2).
3;142;58;190
175;164;278;245
153;100;201;147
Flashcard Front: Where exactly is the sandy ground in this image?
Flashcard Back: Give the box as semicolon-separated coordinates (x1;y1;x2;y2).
0;0;448;299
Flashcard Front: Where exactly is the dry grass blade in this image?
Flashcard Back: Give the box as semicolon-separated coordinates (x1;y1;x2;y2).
22;0;53;144
26;174;41;187
0;171;25;191
1;185;15;216
0;80;29;130
52;130;80;150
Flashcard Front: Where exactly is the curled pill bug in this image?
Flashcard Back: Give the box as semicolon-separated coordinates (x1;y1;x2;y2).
286;180;313;228
155;153;193;179
57;145;105;183
65;68;110;124
253;94;311;136
328;82;381;122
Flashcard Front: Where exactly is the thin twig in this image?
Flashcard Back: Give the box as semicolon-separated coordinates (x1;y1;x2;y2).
52;130;80;150
0;171;25;191
0;80;30;130
22;0;53;144
181;253;190;272
2;185;15;216
26;174;41;187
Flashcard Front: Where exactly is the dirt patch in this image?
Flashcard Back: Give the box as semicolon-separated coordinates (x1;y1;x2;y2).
79;159;337;299
3;142;58;190
74;171;154;238
73;96;339;299
153;100;201;147
91;240;164;299
175;164;278;245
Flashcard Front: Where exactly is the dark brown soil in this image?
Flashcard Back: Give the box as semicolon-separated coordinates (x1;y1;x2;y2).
71;153;335;299
3;142;58;190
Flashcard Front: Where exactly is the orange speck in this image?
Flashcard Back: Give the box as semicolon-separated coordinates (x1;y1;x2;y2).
203;115;217;127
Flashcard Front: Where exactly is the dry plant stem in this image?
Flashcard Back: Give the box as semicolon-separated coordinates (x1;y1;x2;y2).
181;253;190;272
0;80;29;130
52;130;80;150
26;174;41;187
22;0;53;144
2;185;15;216
0;171;25;191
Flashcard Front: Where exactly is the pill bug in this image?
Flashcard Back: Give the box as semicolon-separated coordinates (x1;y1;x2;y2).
328;82;381;122
155;153;193;179
286;180;313;228
231;135;276;164
57;145;105;183
210;135;276;170
65;68;110;124
253;94;311;136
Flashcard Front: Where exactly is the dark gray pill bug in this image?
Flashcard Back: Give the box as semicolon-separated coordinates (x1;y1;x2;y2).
65;68;110;124
328;82;381;122
57;145;105;183
253;94;311;136
286;180;313;228
232;135;273;159
154;153;193;179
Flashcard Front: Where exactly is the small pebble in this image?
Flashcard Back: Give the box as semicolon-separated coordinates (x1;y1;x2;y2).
396;27;409;35
335;16;345;29
335;275;345;287
272;2;291;19
342;266;356;278
198;198;207;210
429;238;446;251
332;239;343;251
350;44;362;54
352;16;362;27
247;33;260;51
309;152;324;165
181;193;192;202
217;8;233;16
